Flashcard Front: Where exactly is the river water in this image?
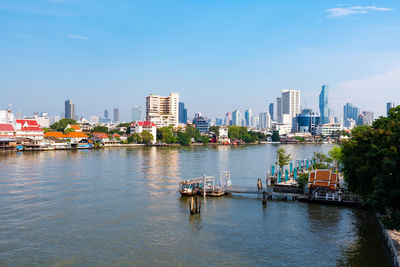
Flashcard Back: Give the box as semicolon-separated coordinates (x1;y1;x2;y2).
0;145;391;266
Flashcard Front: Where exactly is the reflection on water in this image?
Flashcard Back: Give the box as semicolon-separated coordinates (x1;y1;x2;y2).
0;145;391;266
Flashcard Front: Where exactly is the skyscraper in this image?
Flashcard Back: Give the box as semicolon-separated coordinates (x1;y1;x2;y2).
104;110;109;119
232;110;242;126
146;93;179;127
131;106;142;122
64;99;75;119
319;85;329;124
343;103;360;122
113;108;119;122
259;112;271;129
179;102;188;124
387;102;395;116
244;109;252;127
281;89;300;124
276;97;282;123
269;103;274;121
224;113;232;126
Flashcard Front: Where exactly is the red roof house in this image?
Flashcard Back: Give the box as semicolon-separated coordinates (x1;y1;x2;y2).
15;119;44;140
0;123;16;139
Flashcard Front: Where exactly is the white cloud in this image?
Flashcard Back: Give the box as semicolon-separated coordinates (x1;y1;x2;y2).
331;68;400;118
326;6;393;17
67;34;88;40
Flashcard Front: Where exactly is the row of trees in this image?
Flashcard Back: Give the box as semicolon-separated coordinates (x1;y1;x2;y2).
341;106;400;229
156;126;209;145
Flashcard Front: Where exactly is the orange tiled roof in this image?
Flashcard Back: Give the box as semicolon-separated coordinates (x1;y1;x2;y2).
68;125;81;131
92;132;109;138
45;132;66;138
65;132;88;138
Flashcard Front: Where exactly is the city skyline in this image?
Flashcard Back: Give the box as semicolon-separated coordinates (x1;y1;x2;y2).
1;1;400;120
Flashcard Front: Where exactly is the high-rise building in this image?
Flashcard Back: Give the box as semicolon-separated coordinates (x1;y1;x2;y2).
387;102;395;116
131;106;142;122
215;118;223;126
276;97;282;123
65;99;75;119
224;113;232;126
269;103;274;121
192;113;209;133
232;110;242;126
281;89;300;124
294;109;320;134
113;108;119;122
319;85;329;124
146;93;179;128
251;115;259;129
343;103;360;122
104;110;109;119
359;111;374;126
244;109;252;127
259;112;271;129
179;102;188;124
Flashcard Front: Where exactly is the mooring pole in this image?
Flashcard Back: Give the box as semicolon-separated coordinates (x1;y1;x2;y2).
203;174;206;202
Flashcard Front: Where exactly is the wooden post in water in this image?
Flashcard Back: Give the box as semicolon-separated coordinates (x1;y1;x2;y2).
262;190;267;206
189;196;201;215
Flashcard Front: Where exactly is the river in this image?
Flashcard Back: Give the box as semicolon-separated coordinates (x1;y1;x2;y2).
0;144;391;266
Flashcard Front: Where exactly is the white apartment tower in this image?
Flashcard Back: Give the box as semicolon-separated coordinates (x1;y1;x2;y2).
280;89;300;124
146;93;179;128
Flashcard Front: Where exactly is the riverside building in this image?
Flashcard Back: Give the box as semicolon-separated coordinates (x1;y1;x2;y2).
146;93;179;128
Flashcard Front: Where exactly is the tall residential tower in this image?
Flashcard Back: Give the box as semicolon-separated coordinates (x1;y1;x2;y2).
146;93;179;128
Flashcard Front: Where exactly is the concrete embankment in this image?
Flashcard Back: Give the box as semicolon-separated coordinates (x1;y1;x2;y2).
377;214;400;267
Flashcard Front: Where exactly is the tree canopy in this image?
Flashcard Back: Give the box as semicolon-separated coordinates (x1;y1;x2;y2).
50;118;76;132
276;148;291;169
93;126;109;133
140;131;154;144
157;127;177;144
341;106;400;229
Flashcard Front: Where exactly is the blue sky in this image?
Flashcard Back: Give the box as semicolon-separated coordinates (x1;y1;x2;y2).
1;0;400;121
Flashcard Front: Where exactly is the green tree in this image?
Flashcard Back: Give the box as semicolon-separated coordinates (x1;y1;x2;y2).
50;118;77;132
140;131;154;145
157;127;177;144
209;126;220;137
64;128;76;134
185;126;200;142
312;152;331;163
342;106;400;229
328;145;342;169
275;148;291;169
93;126;109;133
127;133;141;144
177;132;191;145
297;173;309;189
200;135;209;144
271;131;280;142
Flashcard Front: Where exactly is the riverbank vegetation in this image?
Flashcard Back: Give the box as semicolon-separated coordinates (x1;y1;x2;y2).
341;106;400;230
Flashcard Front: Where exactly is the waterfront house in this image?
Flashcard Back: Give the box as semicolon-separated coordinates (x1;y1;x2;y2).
15;119;44;140
44;132;67;139
65;124;82;132
130;121;157;144
0;124;17;150
0;123;16;138
65;132;88;143
92;132;110;143
218;126;230;144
